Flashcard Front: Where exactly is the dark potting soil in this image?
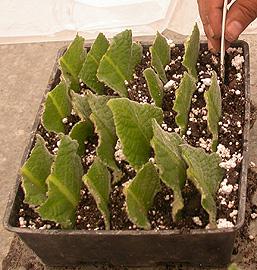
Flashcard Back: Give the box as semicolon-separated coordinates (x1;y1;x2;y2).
17;43;251;231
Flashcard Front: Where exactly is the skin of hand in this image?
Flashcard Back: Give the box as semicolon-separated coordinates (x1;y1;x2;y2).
197;0;257;52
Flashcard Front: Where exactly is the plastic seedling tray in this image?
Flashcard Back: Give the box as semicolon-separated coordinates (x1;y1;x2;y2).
3;40;250;267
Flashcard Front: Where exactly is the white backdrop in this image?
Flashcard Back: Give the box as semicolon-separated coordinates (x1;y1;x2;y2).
0;0;257;43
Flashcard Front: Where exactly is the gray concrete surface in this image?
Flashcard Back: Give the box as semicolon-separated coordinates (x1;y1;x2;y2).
0;41;68;264
0;35;257;269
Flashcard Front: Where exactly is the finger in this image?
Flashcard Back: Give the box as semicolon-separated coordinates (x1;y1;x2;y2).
225;40;231;51
197;0;215;38
207;0;225;39
208;37;221;53
197;0;209;26
226;0;257;42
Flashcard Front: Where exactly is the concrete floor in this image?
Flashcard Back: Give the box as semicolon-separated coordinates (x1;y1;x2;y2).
0;35;257;269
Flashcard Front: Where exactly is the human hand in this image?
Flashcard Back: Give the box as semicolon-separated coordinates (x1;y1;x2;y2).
197;0;257;52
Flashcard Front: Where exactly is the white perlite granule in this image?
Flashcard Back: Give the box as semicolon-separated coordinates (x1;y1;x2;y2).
251;213;257;219
231;55;244;70
216;144;231;159
192;216;203;226
114;140;126;162
201;77;211;86
164;79;176;90
217;218;234;228
165;38;175;48
219;153;243;170
62;117;68;124
229;210;238;218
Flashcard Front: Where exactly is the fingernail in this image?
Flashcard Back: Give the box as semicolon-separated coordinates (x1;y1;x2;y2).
226;21;243;42
207;24;215;38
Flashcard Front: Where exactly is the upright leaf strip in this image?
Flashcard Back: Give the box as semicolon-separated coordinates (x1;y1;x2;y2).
21;135;53;206
124;162;160;229
79;33;109;94
87;92;119;172
182;23;200;79
128;42;143;79
181;144;224;227
59;34;86;92
83;158;111;229
42;82;72;133
204;72;222;151
150;32;170;83
97;30;133;97
151;120;187;220
173;72;196;135
69;120;94;156
70;90;91;121
143;68;163;107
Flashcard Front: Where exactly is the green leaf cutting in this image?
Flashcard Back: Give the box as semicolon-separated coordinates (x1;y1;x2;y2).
70;90;91;121
69;120;94;156
21;135;53;206
128;42;143;79
108;98;163;170
204;71;222;151
87;92;119;172
151;120;187;221
38;135;83;229
150;32;170;83
124;161;160;229
42;81;72;133
173;72;196;135
181;144;224;227
97;30;132;97
83;158;111;229
59;34;86;92
143;67;163;107
79;33;109;94
182;23;200;79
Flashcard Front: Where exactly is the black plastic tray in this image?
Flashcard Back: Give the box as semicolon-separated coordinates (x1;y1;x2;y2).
3;41;251;267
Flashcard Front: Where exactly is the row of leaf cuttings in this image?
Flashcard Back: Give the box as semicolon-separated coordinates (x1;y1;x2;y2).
21;23;226;230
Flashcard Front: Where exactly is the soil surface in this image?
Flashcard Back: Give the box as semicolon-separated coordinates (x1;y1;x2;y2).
16;44;251;231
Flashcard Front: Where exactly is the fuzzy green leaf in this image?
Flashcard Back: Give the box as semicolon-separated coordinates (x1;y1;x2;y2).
83;158;111;229
173;72;196;135
79;33;109;94
42;82;72;133
97;30;132;97
128;42;143;79
108;98;163;170
70;90;91;121
21;135;53;206
69;121;94;156
150;46;167;83
124;161;160;229
87;92;119;173
59;34;86;92
181;144;224;227
151;120;187;220
204;72;222;151
38;135;83;229
152;32;170;66
182;23;200;79
143;67;163;107
150;32;170;83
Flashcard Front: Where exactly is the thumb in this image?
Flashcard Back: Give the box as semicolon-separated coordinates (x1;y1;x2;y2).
225;0;257;42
